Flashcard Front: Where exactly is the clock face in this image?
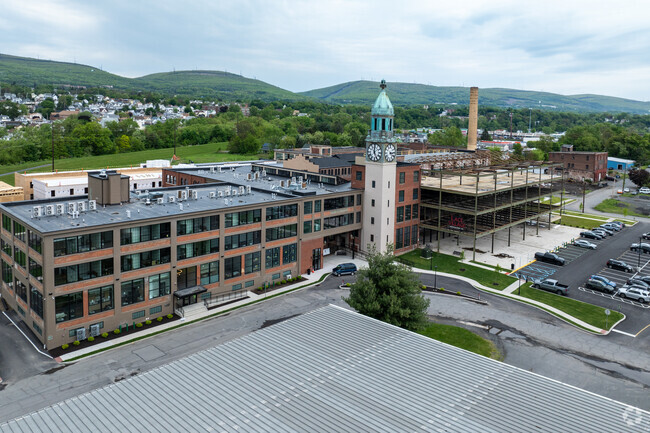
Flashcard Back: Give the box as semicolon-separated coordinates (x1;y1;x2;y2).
385;144;396;162
367;143;382;161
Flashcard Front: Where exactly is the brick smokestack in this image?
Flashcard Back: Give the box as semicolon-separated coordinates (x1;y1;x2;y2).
467;87;478;151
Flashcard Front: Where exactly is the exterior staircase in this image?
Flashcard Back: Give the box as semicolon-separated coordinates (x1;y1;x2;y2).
177;302;207;320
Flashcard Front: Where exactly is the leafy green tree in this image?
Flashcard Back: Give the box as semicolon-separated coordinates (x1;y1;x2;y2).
428;127;465;147
39;98;56;119
480;128;492;141
116;135;131;153
628;168;650;187
72;122;116;155
512;142;523;156
343;247;430;331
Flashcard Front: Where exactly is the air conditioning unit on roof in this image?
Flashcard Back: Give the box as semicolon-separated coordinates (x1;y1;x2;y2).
88;200;97;211
55;204;65;215
32;206;42;217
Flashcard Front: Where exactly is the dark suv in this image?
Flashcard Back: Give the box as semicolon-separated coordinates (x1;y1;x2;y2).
607;259;634;273
332;263;357;276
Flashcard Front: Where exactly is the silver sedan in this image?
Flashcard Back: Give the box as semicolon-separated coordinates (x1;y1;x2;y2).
573;239;597;249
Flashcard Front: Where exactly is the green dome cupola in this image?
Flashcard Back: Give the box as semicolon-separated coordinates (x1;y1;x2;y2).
369;80;394;138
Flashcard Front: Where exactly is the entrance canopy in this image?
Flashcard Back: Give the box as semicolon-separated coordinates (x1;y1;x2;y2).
173;286;207;298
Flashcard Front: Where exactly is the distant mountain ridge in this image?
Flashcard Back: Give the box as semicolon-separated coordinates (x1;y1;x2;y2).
1;53;649;113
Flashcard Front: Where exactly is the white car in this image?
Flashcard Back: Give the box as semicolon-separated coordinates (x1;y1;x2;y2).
617;287;650;303
623;188;630;193
573;239;597;249
639;187;650;194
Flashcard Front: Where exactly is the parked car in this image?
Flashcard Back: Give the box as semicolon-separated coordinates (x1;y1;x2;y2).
586;279;615;294
534;251;565;266
624;188;630;193
616;189;623;194
630;243;650;254
600;223;620;232
580;231;603;240
610;221;625;229
590;275;616;289
605;175;616;181
642;232;650;240
617;287;650;303
573;239;597;249
625;278;650;290
532;278;569;296
332;263;357;276
640;187;650;194
592;228;612;237
629;275;650;285
607;259;634;273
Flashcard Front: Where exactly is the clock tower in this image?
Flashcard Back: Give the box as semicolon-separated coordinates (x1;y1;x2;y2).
362;80;397;254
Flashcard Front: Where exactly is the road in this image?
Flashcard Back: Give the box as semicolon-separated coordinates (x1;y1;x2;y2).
0;164;50;178
1;272;649;422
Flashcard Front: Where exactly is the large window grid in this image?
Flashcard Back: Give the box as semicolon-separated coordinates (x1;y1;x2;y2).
266;224;297;241
1;259;12;287
225;209;261;228
323;213;354;230
55;292;83;323
30;286;44;318
177;239;219;260
15;279;27;302
265;247;281;268
283;244;297;264
122;248;171;271
224;256;241;280
244;252;261;274
121;223;170;245
88;285;114;315
13;247;26;268
121;278;144;306
200;261;219;285
149;273;171;299
54;231;113;256
177;216;219;235
55;258;114;286
323;195;355;211
266;204;298;221
13;221;26;243
2;215;11;232
224;231;260;251
1;239;10;257
29;258;42;281
28;231;42;254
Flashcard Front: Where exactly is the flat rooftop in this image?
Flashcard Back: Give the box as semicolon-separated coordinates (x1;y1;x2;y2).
421;168;561;195
1;164;354;234
1;306;645;432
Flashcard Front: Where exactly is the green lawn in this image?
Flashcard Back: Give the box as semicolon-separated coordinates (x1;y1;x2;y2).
558;215;603;229
398;249;516;290
515;283;624;330
594;198;645;218
418;322;501;360
0;142;270;185
560;210;609;220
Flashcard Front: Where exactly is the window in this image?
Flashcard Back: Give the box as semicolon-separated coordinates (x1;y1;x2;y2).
15;279;27;302
304;201;312;214
121;278;145;306
244;251;261;274
149;272;171;299
266;247;281;268
225;209;262;228
121;223;170;245
121;248;171;271
55;258;114;286
55;292;83;323
200;261;219;285
177;266;197;290
404;226;411;247
356;212;361;223
1;259;12;286
54;231;113;256
414;171;419;182
28;231;42;254
323;196;355;211
355;171;362;181
272;273;280;280
150;305;162;315
232;283;242;291
224;256;242;280
13;247;26;268
399;172;405;184
313;219;321;232
413;189;419;200
397;207;404;223
371;199;375;207
396;228;403;249
132;310;145;320
245;280;255;288
88;285;113;315
1;239;10;256
30;286;44;318
303;221;312;234
177;239;219;259
412;224;418;245
314;200;321;212
266;224;297;241
224;231;261;250
323;213;354;229
356;194;361;206
398;190;404;202
266;204;298;221
283;244;297;264
177;216;219;235
370;234;374;242
13;221;26;242
1;215;11;232
405;205;411;221
371;217;375;224
32;321;42;335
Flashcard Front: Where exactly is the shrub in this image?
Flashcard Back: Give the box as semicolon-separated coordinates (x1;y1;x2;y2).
114;329;121;335
145;320;152;325
258;286;263;291
136;322;143;328
167;314;173;319
101;332;109;338
439;287;445;291
456;291;461;295
73;340;80;346
345;283;351;287
275;282;280;286
157;317;163;322
61;344;69;350
88;336;95;342
281;280;287;284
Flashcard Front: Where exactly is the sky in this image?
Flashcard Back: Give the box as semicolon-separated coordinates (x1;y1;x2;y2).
2;0;650;100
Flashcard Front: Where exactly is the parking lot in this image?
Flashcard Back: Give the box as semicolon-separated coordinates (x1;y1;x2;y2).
512;221;650;338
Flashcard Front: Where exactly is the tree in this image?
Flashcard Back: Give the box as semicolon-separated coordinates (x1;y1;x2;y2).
480;128;492;141
39;98;56;119
628;168;650;187
343;247;430;331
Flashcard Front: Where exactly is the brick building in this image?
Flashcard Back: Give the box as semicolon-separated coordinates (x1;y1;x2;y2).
548;145;607;182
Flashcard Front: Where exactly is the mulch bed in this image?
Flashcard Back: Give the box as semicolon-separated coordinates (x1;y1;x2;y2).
49;314;180;358
251;277;306;296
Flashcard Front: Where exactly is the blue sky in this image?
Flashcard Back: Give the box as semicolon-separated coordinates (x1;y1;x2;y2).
2;0;649;100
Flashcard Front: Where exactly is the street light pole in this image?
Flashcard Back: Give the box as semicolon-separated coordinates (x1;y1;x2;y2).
638;236;642;271
434;266;438;289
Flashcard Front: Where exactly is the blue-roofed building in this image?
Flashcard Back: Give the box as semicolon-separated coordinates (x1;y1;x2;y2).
608;157;635;171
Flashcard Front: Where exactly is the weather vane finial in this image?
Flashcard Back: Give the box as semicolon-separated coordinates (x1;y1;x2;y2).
380;79;386;90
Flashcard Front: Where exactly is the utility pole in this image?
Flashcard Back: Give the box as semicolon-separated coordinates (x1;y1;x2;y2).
528;108;532;133
582;178;586;213
509;112;513;139
51;122;55;172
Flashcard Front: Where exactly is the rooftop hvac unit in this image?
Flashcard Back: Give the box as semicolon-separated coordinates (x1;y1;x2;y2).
126;210;132;218
232;190;239;196
239;186;245;195
261;170;267;178
210;166;215;173
88;200;97;211
247;173;252;181
67;202;77;214
209;191;216;199
291;177;297;184
45;205;55;216
157;197;164;204
89;324;101;337
145;198;151;205
168;195;176;203
55;203;65;215
217;190;224;197
178;190;188;201
218;166;222;173
76;328;86;341
287;180;292;187
225;188;231;196
191;190;198;200
302;182;307;189
223;199;229;206
254;171;260;180
246;185;251;195
280;180;285;188
77;201;87;212
32;206;42;217
297;176;303;184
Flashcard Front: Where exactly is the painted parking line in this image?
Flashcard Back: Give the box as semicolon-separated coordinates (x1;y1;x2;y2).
578;286;650;309
612;329;637;338
636;323;650;337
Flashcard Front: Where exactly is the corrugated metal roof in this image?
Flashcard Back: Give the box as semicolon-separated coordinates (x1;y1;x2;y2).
2;305;648;432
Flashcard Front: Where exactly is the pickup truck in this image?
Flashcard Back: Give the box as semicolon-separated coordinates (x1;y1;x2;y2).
534;251;565;266
532;278;569;296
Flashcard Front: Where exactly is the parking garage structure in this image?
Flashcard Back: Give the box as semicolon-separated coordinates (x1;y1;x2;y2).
419;162;565;260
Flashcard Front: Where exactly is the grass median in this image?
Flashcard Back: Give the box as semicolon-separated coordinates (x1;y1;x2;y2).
512;282;624;330
558;215;603;229
594;198;645;218
418;322;501;360
398;249;516;290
